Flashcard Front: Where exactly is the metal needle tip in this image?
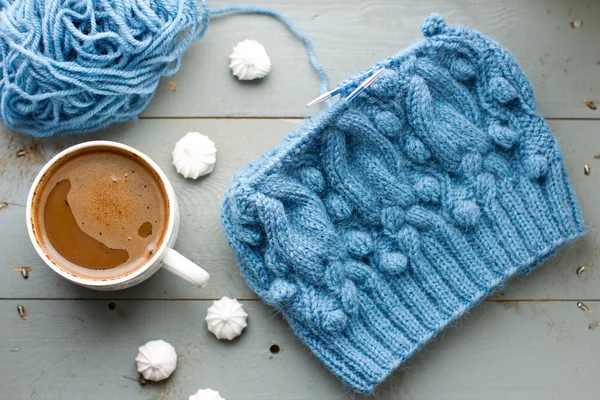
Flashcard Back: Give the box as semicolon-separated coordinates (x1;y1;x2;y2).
306;87;341;107
344;67;386;103
306;67;386;107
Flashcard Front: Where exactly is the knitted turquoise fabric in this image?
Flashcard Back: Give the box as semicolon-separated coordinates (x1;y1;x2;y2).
221;15;585;393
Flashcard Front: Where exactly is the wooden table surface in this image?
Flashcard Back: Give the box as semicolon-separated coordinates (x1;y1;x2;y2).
2;1;600;399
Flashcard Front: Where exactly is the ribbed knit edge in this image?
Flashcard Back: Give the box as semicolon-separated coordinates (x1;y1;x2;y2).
282;159;585;394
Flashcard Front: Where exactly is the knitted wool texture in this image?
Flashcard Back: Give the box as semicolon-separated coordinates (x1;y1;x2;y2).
221;15;585;393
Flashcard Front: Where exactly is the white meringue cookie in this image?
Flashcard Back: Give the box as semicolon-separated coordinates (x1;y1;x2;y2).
205;297;248;340
229;40;271;80
135;340;177;381
189;388;225;400
172;132;217;179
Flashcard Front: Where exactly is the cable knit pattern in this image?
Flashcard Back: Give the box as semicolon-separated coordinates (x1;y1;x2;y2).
221;15;585;394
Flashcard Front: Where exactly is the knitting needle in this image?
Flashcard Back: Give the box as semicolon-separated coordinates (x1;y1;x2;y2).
306;67;386;107
343;67;386;103
306;87;342;107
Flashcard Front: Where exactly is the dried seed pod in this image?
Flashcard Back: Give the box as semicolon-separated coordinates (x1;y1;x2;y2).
17;305;27;319
167;81;178;91
13;266;31;279
576;265;588;275
584;99;597;110
577;302;594;312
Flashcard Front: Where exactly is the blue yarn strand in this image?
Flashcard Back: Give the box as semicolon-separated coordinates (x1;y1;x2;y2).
0;0;328;137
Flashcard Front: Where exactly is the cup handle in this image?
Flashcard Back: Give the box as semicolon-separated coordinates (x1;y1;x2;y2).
161;248;210;288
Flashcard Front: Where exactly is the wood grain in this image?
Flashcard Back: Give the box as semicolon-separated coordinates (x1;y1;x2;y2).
1;300;599;400
1;119;599;300
137;0;600;119
2;1;600;398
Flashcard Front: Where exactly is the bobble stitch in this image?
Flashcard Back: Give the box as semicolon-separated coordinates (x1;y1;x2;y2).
414;176;440;203
377;251;408;275
326;192;354;222
266;278;297;307
523;154;549;180
320;310;348;333
450;57;476;81
452;200;481;228
405;135;431;164
489;124;520;149
374;111;403;137
381;207;406;235
298;167;326;194
421;13;446;37
295;291;348;333
345;230;374;258
489;77;518;104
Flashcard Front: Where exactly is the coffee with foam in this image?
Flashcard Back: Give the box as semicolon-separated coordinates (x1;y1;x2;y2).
30;146;169;280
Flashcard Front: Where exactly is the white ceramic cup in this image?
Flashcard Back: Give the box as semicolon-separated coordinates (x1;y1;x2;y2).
26;141;210;291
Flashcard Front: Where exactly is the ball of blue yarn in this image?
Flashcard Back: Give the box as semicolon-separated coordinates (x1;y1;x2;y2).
0;0;208;136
